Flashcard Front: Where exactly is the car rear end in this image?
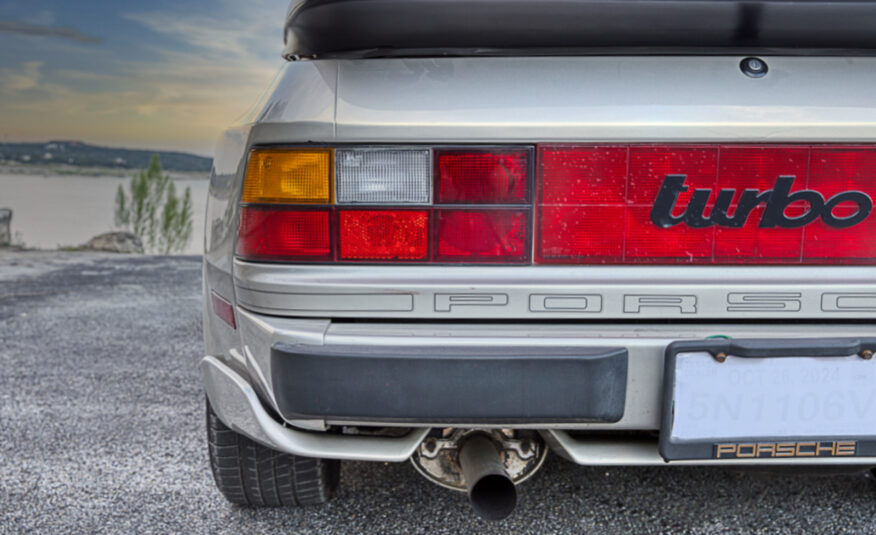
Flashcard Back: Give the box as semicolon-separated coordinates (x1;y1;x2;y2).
201;0;876;520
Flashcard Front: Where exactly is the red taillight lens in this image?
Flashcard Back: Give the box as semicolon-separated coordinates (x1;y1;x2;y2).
805;148;876;261
805;205;876;261
539;205;625;261
339;210;429;261
624;206;714;260
236;144;876;265
537;145;876;264
236;206;331;261
541;146;628;204
436;149;530;203
436;209;528;263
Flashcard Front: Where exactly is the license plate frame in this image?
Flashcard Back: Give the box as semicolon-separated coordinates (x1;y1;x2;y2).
659;338;876;461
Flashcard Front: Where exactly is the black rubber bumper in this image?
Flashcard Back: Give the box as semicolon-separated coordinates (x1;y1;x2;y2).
271;343;628;424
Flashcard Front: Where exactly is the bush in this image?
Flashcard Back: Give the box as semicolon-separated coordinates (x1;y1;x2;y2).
114;154;193;254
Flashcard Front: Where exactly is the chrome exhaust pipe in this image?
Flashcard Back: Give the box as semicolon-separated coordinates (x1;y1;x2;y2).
458;434;518;521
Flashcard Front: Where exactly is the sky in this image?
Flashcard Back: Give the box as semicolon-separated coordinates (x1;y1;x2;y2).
0;0;289;156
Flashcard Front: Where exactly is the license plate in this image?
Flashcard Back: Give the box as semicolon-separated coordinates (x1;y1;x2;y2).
659;339;876;461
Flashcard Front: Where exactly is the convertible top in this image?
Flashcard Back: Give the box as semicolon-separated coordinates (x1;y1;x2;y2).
283;0;876;60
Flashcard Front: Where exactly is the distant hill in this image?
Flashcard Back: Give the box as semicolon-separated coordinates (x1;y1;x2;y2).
0;141;212;173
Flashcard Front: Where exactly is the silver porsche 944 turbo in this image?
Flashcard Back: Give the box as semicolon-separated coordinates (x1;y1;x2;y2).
201;0;876;520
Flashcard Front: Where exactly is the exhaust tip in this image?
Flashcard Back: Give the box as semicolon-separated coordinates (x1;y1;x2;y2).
411;429;548;520
458;434;520;521
469;473;518;521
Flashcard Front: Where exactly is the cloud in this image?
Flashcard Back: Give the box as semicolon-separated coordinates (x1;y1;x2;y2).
116;0;284;126
0;61;42;91
0;20;101;44
0;0;288;154
122;0;281;54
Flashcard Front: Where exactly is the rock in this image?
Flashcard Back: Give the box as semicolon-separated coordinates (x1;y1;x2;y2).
83;231;144;254
0;208;11;247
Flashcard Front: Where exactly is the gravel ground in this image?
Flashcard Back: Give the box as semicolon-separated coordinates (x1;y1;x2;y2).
2;251;876;534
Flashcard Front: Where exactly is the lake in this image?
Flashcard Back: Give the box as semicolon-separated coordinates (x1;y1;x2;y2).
1;173;209;255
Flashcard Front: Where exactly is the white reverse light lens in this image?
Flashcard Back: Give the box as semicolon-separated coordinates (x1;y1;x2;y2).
335;148;431;204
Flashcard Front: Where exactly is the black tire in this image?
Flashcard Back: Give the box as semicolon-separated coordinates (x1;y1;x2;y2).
206;398;340;507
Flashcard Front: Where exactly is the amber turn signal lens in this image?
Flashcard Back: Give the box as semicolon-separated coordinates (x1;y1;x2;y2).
243;148;332;204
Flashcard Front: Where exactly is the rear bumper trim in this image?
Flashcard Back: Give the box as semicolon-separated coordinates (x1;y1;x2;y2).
233;310;876;430
545;431;876;467
270;342;628;423
233;260;876;319
200;356;428;461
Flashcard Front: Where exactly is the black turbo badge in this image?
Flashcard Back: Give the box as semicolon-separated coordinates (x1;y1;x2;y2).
651;175;873;229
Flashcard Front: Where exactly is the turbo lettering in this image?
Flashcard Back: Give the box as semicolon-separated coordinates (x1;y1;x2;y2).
651;175;873;230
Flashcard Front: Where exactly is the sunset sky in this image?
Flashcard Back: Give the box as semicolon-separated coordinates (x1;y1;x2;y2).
0;0;288;156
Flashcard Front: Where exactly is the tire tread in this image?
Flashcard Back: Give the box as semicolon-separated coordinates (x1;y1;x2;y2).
206;398;339;507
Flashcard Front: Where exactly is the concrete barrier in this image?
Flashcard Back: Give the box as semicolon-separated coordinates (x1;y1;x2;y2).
0;208;11;247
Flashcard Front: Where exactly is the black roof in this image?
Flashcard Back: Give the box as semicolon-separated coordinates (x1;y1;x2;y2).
283;0;876;59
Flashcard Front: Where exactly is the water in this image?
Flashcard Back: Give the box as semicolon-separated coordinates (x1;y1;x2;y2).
0;173;209;254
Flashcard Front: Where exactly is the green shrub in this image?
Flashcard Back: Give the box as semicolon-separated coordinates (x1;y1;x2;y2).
114;154;193;254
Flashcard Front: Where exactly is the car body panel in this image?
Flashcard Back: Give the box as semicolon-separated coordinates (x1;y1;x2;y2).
234;261;876;319
239;56;876;146
203;54;876;464
228;310;876;431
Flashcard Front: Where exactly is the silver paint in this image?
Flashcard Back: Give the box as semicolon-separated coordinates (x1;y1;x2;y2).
203;54;876;464
543;430;876;467
201;355;429;461
233;261;876;319
233;312;876;431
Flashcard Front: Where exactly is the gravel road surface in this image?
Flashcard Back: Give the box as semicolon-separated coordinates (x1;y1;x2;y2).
2;251;876;534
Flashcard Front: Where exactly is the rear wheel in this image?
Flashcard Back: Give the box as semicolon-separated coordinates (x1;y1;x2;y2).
206;398;340;507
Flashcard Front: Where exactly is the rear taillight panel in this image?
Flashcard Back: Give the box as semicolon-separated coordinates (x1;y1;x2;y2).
236;146;533;264
435;149;531;204
236;144;876;265
335;148;432;204
339;209;429;261
435;209;529;263
237;206;332;261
